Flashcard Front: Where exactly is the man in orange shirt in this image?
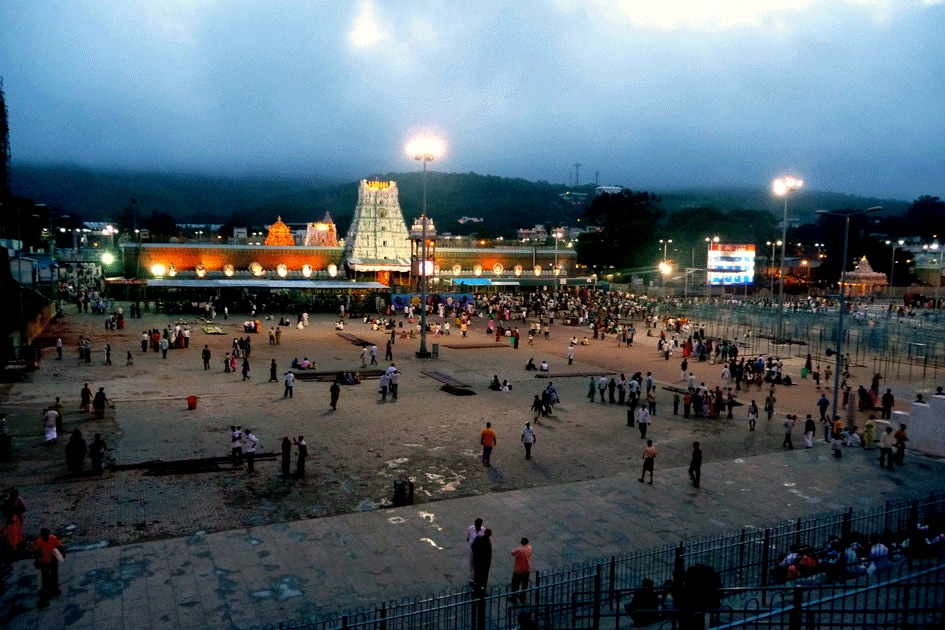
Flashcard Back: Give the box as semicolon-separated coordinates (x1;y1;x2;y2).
480;422;497;467
510;537;533;603
33;527;65;607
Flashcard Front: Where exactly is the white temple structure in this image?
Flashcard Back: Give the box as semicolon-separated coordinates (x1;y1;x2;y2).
344;180;412;279
842;257;888;295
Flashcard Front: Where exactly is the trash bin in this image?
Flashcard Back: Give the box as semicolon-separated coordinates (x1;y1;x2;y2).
800;367;808;379
393;479;415;506
187;396;198;410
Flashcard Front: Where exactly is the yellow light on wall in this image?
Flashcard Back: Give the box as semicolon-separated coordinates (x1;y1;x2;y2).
514;265;523;276
167;264;177;277
195;264;207;278
433;264;441;275
553;266;561;276
150;263;166;277
249;262;264;276
473;264;483;276
328;263;338;278
534;265;542;276
492;263;504;275
452;264;462;275
101;252;115;265
277;264;288;277
301;264;313;278
223;264;235;277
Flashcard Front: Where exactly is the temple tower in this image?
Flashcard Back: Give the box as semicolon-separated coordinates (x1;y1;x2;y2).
304;212;339;247
344;180;411;281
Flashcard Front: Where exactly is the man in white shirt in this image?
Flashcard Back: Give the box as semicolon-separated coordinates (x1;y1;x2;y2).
465;518;486;581
283;371;295;399
243;429;259;474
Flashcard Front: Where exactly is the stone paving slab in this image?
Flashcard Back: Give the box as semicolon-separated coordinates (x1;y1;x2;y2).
2;444;943;630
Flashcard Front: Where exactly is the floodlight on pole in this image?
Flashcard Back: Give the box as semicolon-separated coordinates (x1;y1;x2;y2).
773;176;803;342
886;239;904;294
405;133;446;359
705;236;719;298
816;206;882;423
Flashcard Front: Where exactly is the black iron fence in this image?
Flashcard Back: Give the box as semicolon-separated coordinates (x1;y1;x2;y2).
263;489;945;629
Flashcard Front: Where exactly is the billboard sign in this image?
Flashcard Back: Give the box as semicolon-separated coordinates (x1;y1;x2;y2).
708;244;755;285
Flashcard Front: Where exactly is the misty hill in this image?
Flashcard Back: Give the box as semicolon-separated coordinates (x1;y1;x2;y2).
10;163;913;237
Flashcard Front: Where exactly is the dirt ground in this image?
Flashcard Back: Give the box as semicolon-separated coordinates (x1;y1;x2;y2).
0;303;908;550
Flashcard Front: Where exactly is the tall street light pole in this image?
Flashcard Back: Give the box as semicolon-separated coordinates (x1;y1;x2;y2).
660;238;672;288
406;134;446;359
766;240;782;292
773;176;802;342
817;206;881;423
885;239;903;296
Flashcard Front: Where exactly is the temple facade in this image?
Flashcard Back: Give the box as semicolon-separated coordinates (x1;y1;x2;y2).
304;213;339;247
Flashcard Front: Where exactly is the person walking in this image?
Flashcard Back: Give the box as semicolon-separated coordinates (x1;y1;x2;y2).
510;537;533;604
804;414;816;449
385;340;393;361
646;389;657;415
126;350;133;366
160;336;169;359
471;528;493;592
636;406;651;439
330;379;341;409
521;421;536;460
389;369;400;400
56;336;63;360
80;383;92;411
688;441;702;488
281;436;292;478
202;345;211;370
378;372;390;401
587;377;596;402
879;426;895;471
817;394;830;423
91;387;110;419
466;518;486;581
65;429;87;475
782;414;795;450
223;352;231;373
283;371;295;398
639;439;657;484
243;429;259;474
881;389;895;419
230;426;243;467
33;527;65;608
104;343;112;366
764;390;776;421
269;359;278;382
89;433;107;474
598;376;608;404
359;346;369;368
293;436;308;479
241;357;251;380
567;343;574;365
370;344;378;365
894;424;908;466
747;400;758;431
481;422;497;466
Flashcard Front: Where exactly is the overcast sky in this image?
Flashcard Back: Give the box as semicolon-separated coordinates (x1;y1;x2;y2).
2;1;943;199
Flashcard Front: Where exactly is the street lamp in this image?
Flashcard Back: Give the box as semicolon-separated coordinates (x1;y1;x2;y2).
766;240;782;292
773;176;802;341
660;239;672;288
816;206;882;422
553;229;564;271
405;133;446;359
922;242;942;306
885;239;904;295
705;236;719;298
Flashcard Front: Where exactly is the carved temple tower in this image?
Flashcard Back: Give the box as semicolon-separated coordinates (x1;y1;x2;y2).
344;180;411;284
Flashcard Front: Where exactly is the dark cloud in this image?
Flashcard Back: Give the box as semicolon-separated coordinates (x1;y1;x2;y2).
1;1;943;198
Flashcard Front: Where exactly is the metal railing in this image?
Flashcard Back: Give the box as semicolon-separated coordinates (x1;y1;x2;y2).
261;489;945;629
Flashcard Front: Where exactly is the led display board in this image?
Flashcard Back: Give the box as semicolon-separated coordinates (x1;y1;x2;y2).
708;244;755;285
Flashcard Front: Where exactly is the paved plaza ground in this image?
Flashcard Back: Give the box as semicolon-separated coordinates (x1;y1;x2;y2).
1;302;943;629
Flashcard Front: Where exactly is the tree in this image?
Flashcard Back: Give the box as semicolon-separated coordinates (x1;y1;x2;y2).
143;211;177;240
576;191;663;272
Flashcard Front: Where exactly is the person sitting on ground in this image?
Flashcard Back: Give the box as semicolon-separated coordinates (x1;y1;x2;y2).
501;380;512;392
624;578;661;627
291;358;301;369
581;336;590;345
299;357;311;370
539;360;550;372
489;375;502;391
525;358;538;371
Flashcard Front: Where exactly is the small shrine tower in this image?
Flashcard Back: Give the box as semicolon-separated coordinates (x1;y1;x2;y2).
264;216;295;246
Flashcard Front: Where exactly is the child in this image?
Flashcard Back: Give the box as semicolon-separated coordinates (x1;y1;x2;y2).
126;351;133;366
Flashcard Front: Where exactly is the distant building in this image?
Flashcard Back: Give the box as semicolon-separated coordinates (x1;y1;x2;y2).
595;186;623;196
457;216;483;224
518;224;549;242
559;191;587;205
